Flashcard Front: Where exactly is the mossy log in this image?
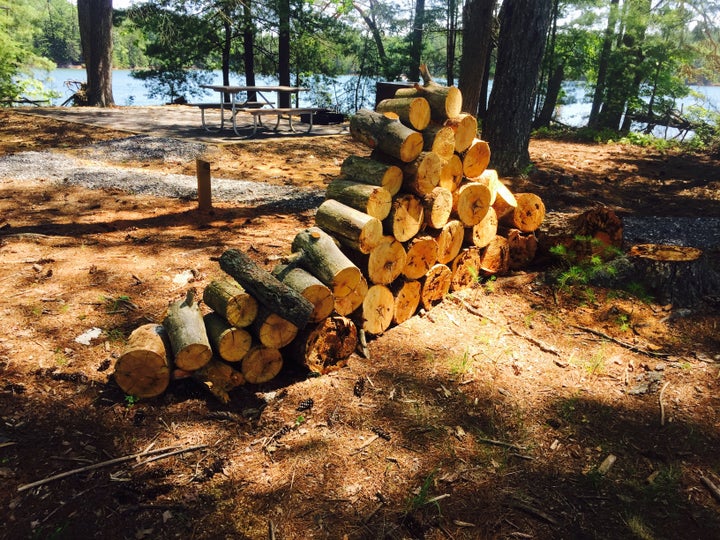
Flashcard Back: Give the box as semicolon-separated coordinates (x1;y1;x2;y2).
203;312;252;362
202;279;258;328
114;324;172;399
163;291;212;371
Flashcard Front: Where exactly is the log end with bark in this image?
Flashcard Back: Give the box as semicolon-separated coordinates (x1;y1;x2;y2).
114;324;172;399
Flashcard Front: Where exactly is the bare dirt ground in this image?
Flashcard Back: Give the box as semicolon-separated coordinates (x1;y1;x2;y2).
1;108;719;540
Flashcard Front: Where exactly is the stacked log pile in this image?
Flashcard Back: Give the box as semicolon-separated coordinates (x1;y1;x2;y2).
113;66;548;402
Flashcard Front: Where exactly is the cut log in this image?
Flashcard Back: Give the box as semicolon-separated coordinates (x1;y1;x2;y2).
163;290;212;371
202;278;258;328
401;151;443;196
479;235;510;276
453;181;492;226
444;113;478;153
438;154;463;193
536;207;624;261
316;198;383;254
340;155;403;197
367;235;407;285
628;244;720;308
491;178;518;220
394;65;462;121
422;187;453;229
499;192;546;233
390;278;422;325
403;235;439;280
376;96;431;131
114;324;171;399
362;284;395;335
272;264;334;323
422;123;456;160
203;312;252;363
420;263;453;311
192;357;245;404
333;274;368;316
462;138;491;178
291;227;365;305
349;109;424;163
251;307;298;349
504;228;538;270
451;247;483;291
219;249;314;330
384;193;424;242
325;178;392;221
241;346;283;384
285;316;357;374
465;207;498;249
474;169;499;205
432;219;465;265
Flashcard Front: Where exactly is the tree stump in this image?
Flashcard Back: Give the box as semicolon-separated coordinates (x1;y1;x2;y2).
114;324;171;399
285;316;357;374
341;155;403;197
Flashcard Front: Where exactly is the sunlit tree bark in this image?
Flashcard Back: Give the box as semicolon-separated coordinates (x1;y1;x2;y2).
77;0;114;106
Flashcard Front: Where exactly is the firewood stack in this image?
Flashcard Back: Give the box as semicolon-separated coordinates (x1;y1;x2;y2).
113;66;547;402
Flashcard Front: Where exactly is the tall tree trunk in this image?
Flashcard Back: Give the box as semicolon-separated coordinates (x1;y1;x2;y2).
588;0;620;128
482;0;552;175
77;0;114;107
446;0;459;86
408;0;425;82
278;0;290;107
353;0;389;78
533;63;564;128
458;0;496;115
243;0;257;103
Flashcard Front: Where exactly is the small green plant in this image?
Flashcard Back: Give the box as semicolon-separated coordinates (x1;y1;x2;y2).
616;313;631;332
585;346;608;376
407;470;437;512
449;349;472;376
125;394;139;408
105;328;126;343
295;414;306;426
54;348;69;366
483;275;497;294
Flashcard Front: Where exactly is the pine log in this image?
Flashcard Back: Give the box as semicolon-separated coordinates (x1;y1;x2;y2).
362;284;395;335
367;235;407;285
202;279;258;328
492;182;518;220
462;138;491;178
535;207;624;261
451;247;483;291
422;187;453;229
474;169;499;205
316;198;383;254
219;249;314;330
272;264;334;323
251;307;298;349
444;113;478;153
504;228;538;270
420;263;453;311
349;109;424;163
390;278;422;325
453;181;492;226
384;193;424;242
432;219;465;265
114;324;171;399
340;155;403;197
163;291;212;371
325;178;392;221
464;207;499;249
192;357;246;404
285;316;357;374
401;151;444;196
479;235;510;276
376;96;431;131
439;154;463;193
291;227;366;314
241;346;283;384
394;65;462;121
203;312;252;363
499;192;546;233
403;235;439;280
422;123;456;160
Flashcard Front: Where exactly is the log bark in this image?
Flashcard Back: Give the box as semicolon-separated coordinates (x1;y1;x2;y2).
349;109;424;163
192;357;245;404
384;193;424;242
241;346;283;384
340;155;403;197
203;312;252;363
163;291;212;371
420;263;452;310
272;264;334;323
285;316;357;374
479;235;510;276
453;181;492;226
465;207;498;249
422;123;456;160
499;192;546;233
444;113;478;153
114;324;171;398
362;284;395;335
451;247;483;291
202;279;258;328
390;278;422;325
376;96;431;131
504;228;538;270
401;151;443;196
403;235;439;280
438;154;463;193
219;249;314;330
316;198;383;254
536;207;624;261
432;219;465;265
462;138;491;178
422;187;453;229
325;178;392;221
395;65;462;121
251;307;298;349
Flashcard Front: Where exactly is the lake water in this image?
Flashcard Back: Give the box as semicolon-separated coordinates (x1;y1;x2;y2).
37;68;720;135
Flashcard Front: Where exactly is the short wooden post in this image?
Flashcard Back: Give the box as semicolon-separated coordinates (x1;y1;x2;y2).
196;158;212;210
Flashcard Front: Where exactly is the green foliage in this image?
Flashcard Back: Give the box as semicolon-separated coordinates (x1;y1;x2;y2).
125;394;139;408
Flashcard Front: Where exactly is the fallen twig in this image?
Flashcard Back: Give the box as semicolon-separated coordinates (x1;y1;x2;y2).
659;382;670;426
476;437;526;452
570;324;670;358
700;475;720;503
511;500;559;525
452;296;503;326
508;324;562;357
